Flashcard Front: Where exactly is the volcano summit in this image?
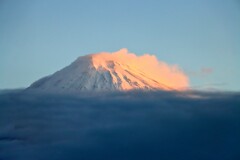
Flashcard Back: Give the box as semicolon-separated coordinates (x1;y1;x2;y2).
29;49;189;92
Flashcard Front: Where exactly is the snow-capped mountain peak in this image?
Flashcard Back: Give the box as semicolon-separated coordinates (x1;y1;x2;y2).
29;49;189;92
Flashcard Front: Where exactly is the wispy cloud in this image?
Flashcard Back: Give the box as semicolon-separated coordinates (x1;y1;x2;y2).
187;67;213;77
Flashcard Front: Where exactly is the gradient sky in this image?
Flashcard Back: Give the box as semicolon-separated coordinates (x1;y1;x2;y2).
0;0;240;91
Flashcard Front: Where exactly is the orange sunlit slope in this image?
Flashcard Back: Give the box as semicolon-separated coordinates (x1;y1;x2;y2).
91;48;189;90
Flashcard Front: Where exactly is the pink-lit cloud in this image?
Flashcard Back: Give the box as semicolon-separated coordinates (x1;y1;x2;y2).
201;68;213;75
91;48;189;90
187;67;213;77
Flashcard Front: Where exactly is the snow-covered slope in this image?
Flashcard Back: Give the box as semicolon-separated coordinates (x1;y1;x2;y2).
29;49;189;92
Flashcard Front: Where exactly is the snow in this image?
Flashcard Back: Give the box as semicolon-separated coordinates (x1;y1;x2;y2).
29;49;189;92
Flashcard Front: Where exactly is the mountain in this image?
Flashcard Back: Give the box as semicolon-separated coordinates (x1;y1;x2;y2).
29;49;188;92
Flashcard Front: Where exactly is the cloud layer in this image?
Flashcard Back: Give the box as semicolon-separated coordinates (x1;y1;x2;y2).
0;90;240;160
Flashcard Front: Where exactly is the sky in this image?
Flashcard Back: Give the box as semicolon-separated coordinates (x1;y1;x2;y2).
0;0;240;91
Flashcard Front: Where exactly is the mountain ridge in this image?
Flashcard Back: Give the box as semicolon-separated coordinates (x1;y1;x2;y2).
29;49;188;92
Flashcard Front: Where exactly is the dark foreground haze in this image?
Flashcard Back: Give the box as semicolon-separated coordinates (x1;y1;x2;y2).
0;90;240;160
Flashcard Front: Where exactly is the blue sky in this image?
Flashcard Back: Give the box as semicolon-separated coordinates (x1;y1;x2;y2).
0;0;240;90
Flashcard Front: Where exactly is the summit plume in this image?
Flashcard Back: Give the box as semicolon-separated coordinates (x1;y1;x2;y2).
29;49;189;91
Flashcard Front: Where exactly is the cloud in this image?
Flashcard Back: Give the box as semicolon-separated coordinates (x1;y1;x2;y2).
0;90;240;160
188;67;213;77
201;67;213;75
91;48;189;90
